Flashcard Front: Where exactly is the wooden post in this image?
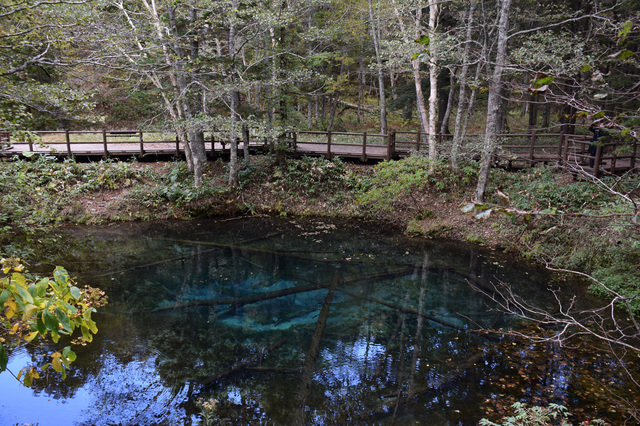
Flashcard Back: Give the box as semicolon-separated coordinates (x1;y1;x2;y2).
386;130;395;160
361;132;367;161
139;130;145;156
65;129;71;157
610;142;618;174
529;130;537;161
594;145;602;177
557;132;565;159
292;130;297;155
631;141;637;170
211;132;216;157
562;134;570;165
415;131;421;152
102;129;109;158
327;131;332;159
27;133;34;152
175;135;180;157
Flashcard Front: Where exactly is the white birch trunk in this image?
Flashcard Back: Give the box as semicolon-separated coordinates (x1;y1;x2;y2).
368;0;387;135
475;0;512;202
451;0;477;171
427;0;438;170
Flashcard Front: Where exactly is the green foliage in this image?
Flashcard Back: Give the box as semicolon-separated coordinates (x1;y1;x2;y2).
271;156;357;196
0;257;107;386
480;402;606;426
0;156;148;235
490;168;614;213
126;162;227;209
357;155;476;214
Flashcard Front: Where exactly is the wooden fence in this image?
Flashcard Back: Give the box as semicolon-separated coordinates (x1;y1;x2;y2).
0;128;637;176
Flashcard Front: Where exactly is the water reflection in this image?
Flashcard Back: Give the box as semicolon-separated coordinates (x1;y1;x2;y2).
0;217;614;425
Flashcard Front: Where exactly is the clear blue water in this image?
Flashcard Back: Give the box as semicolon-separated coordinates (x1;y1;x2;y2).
0;217;600;425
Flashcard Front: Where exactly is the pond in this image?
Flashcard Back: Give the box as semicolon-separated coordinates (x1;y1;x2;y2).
0;217;626;424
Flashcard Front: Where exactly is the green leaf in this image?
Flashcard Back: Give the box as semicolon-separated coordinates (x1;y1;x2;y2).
0;344;8;371
415;35;430;46
36;278;49;297
14;281;34;304
55;307;72;333
63;346;77;362
618;20;633;41
28;283;38;298
69;286;82;301
43;310;59;332
609;49;634;60
533;75;554;88
0;289;10;306
36;315;46;334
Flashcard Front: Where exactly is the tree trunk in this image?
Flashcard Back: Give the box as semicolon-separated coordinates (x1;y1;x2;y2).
427;0;439;169
391;0;430;158
228;0;240;188
451;0;477;171
439;70;454;136
475;0;512;202
369;0;387;135
242;123;250;165
358;52;365;124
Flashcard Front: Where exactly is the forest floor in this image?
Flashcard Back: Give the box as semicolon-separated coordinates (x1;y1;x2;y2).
73;160;501;247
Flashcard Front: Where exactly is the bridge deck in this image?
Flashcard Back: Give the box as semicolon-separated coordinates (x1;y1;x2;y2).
0;130;637;177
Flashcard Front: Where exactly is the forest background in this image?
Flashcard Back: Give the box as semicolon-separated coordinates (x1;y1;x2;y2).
1;0;640;422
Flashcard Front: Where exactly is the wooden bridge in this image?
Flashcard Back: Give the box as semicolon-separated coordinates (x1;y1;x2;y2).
0;129;637;177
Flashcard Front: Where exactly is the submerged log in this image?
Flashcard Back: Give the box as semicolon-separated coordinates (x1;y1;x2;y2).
156;267;413;311
336;288;469;332
199;338;288;387
155;282;329;311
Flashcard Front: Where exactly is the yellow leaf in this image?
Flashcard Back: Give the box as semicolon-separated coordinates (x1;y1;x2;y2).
51;353;63;372
23;304;38;321
24;331;39;342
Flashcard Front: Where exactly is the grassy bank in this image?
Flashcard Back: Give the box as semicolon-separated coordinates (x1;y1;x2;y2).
1;153;638;308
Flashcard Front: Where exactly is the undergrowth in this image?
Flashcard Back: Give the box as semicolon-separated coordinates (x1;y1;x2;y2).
1;154;638;311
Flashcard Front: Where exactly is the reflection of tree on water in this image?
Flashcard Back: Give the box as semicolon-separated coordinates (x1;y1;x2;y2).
294;269;341;424
8;217;623;424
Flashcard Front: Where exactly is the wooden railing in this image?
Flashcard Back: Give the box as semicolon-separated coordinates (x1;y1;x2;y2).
1;129;638;176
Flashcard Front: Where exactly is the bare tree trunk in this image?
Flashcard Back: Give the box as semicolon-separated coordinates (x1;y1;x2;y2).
475;0;512;202
427;0;439;169
168;5;206;186
358;52;365;124
369;0;387;135
242;123;250;165
391;0;429;156
451;0;477;171
440;71;455;135
228;0;240;188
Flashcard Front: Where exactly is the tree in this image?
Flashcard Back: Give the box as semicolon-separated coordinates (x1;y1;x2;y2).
0;257;106;386
0;0;100;129
475;0;512;202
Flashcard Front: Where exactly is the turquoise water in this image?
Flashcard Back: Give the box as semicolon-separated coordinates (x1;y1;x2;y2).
0;217;599;425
